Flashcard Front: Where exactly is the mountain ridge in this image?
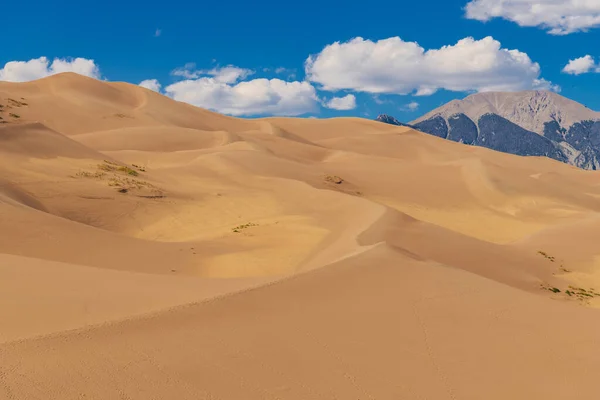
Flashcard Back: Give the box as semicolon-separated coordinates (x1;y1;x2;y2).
378;90;600;169
410;90;600;134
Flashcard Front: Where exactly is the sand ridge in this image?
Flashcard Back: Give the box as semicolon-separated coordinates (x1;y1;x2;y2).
2;73;600;399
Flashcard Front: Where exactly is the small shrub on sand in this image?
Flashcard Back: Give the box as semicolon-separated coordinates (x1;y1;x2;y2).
539;283;561;294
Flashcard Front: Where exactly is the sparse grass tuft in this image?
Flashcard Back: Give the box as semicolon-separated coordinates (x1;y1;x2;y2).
559;265;571;273
541;282;600;304
76;171;105;179
7;98;28;107
98;163;113;172
539;282;561;294
567;286;600;300
73;161;163;198
98;161;140;176
232;222;258;233
8;113;20;119
107;175;160;196
325;175;344;184
537;250;556;262
117;166;139;176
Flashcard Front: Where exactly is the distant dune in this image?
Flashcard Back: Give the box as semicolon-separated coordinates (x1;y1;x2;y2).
2;73;600;399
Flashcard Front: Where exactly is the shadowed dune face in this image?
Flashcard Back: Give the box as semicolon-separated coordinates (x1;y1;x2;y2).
2;73;600;399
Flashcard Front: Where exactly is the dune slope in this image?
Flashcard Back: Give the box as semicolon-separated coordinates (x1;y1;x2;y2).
2;73;600;399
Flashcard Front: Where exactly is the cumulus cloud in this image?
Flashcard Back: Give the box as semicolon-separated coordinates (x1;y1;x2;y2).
401;101;420;111
0;57;101;82
465;0;600;35
139;79;162;92
562;55;598;75
172;63;253;83
206;66;254;84
324;94;356;110
165;77;318;116
166;63;318;116
305;36;556;96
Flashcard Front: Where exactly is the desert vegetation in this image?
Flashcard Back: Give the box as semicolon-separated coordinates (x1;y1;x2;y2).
232;222;258;233
74;161;164;197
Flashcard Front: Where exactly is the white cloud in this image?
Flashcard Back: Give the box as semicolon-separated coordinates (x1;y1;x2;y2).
401;101;420;111
0;57;101;82
273;67;296;80
305;36;556;96
172;63;253;83
207;66;254;84
167;63;316;116
171;63;200;79
534;78;561;92
139;79;162;92
324;94;356;110
165;77;318;116
465;0;600;35
155;29;162;37
562;55;598;75
373;95;386;105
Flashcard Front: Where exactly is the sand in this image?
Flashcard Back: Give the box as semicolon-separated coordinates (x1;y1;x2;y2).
1;73;600;399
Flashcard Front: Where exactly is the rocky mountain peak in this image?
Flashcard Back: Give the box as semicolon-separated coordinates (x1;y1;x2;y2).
411;90;600;134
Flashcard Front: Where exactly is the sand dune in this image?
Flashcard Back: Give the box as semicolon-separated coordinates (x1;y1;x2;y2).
2;73;600;399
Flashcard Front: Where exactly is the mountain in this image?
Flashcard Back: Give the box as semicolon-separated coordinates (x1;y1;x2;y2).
377;91;600;169
375;114;414;127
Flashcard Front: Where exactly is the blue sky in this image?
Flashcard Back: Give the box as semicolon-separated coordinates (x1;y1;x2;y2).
1;0;600;121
